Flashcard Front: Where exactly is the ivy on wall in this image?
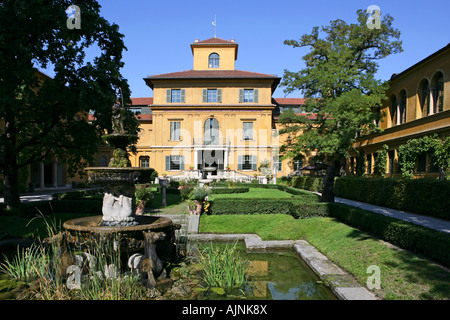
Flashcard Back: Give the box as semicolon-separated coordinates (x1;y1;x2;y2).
398;135;450;179
373;144;388;177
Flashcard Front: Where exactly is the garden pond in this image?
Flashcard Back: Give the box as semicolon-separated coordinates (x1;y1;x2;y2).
0;241;336;300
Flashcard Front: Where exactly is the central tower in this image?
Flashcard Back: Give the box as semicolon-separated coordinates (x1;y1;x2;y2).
190;38;238;71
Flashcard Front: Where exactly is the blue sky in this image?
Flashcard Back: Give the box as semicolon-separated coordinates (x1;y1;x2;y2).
69;0;450;98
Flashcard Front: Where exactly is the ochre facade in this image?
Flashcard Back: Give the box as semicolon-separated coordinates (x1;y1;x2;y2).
352;44;450;177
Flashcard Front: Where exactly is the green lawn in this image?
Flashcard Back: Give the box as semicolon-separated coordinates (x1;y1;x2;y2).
199;214;450;300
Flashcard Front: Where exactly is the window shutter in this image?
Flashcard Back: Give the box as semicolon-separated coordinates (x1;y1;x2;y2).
180;156;185;170
202;89;207;103
217;89;222;103
181;89;186;103
166;89;171;103
165;156;170;171
239;89;244;103
251;156;257;171
254;89;259;103
237;155;243;170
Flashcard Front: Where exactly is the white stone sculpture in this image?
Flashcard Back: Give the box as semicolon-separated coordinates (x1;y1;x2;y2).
102;193;134;223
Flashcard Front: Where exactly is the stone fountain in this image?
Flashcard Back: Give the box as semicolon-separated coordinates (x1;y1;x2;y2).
63;97;180;287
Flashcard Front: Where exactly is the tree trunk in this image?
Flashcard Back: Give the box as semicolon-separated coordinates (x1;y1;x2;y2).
3;153;21;210
3;110;21;210
321;165;335;203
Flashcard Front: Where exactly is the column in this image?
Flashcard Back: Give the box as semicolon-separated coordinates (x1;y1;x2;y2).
40;161;45;189
52;160;58;188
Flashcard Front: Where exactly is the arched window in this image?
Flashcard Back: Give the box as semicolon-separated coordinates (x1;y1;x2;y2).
399;90;407;124
418;79;430;117
204;117;219;145
390;95;397;127
208;53;220;68
431;72;444;114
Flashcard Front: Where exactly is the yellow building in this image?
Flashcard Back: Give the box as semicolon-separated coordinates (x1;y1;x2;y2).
127;37;309;180
352;43;450;177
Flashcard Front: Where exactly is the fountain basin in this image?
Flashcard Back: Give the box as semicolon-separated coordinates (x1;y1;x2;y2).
85;167;155;185
63;215;179;252
202;167;217;172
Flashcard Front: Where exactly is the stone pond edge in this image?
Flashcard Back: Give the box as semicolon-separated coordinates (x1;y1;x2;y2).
187;214;378;301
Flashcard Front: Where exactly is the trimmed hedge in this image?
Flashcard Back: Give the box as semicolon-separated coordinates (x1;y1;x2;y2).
209;198;332;219
334;176;450;220
211;187;249;194
289;176;323;193
330;203;450;268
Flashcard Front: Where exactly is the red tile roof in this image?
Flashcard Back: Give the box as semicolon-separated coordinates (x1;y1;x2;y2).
131;97;153;105
145;69;279;80
274;98;306;105
191;37;237;45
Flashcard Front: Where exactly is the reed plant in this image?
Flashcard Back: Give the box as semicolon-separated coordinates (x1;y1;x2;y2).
198;241;248;292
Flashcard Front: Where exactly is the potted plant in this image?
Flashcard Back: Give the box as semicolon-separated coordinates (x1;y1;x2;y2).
135;184;153;215
225;165;231;171
162;173;167;178
189;166;194;170
187;186;211;215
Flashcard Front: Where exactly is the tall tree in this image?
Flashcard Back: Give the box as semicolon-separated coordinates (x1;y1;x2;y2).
279;9;402;202
0;0;139;209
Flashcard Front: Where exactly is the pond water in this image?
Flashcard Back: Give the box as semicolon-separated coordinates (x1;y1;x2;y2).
195;243;337;300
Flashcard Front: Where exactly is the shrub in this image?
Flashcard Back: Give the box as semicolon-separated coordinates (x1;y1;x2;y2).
290;176;323;192
208;198;331;219
334;176;450;220
211;187;249;194
190;187;211;201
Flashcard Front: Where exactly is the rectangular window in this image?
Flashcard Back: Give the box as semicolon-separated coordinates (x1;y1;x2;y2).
274;161;282;171
207;89;217;102
170;121;181;141
416;153;427;173
165;155;185;171
203;89;222;103
243;122;253;140
244;89;254;102
140;157;149;168
166;89;185;103
294;160;303;171
237;155;257;171
239;89;259;103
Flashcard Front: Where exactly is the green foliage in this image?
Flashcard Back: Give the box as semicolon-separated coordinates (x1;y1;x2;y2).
398;135;441;178
279;9;402;163
398;135;450;178
135;184;153;204
209;198;332;219
373;145;388;176
198;241;248;292
289;176;323;192
211;187;249;194
334;176;450;219
189;187;211;202
0;0;138;208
